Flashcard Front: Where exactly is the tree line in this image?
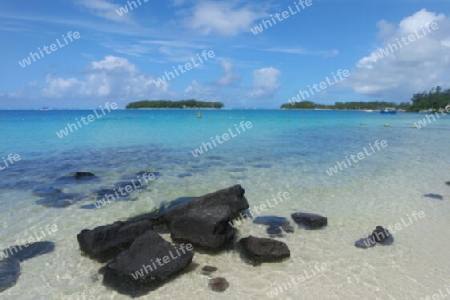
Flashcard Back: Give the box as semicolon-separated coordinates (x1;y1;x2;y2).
280;86;450;111
126;100;224;109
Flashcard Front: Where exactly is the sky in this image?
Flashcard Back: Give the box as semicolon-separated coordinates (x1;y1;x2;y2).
0;0;449;109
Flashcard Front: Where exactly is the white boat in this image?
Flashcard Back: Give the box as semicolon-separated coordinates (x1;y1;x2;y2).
363;110;373;112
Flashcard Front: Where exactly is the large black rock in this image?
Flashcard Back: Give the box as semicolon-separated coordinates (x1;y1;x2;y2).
291;212;328;229
102;230;194;297
154;185;249;225
170;206;234;250
77;219;153;262
237;236;290;265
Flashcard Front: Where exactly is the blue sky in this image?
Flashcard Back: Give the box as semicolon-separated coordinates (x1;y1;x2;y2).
0;0;449;109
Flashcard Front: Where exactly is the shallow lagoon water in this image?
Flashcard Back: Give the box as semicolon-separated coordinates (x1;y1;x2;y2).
0;109;449;299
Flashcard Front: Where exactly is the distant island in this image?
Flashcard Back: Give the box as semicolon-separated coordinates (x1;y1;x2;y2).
126;100;224;109
281;86;450;112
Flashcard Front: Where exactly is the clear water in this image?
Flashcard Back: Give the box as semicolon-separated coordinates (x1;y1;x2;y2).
0;109;449;299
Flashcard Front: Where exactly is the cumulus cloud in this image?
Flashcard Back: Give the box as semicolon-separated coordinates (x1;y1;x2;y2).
247;67;281;99
344;9;450;96
214;61;241;87
184;1;266;36
9;56;171;100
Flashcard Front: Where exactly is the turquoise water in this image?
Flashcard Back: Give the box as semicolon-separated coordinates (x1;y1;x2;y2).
0;109;449;299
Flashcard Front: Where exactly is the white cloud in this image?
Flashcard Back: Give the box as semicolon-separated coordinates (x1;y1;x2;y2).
214;61;241;87
184;1;266;36
247;67;281;99
23;56;173;99
263;48;339;57
75;0;133;23
344;9;450;96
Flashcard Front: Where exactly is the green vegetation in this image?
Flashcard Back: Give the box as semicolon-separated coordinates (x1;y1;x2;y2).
280;101;410;110
126;99;224;109
409;86;450;112
280;86;450;112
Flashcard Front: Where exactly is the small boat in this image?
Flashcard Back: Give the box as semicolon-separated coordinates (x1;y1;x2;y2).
39;107;51;111
380;108;397;115
363;110;373;112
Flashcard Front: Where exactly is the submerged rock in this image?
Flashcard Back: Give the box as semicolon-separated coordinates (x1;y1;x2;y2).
170;206;234;250
446;181;450;186
56;172;98;184
291;212;328;229
6;241;55;262
253;216;289;227
281;224;295;233
371;226;394;245
208;277;229;292
355;226;394;249
201;265;218;276
102;230;194;297
266;226;283;237
424;193;444;200
237;236;290;265
0;258;20;293
34;187;86;208
354;237;376;249
0;242;54;293
77;219;153;262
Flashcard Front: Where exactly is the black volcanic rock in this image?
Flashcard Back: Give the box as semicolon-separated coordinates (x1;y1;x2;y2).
102;230;194;297
170;206;234;250
291;212;328;229
154;185;249;225
0;258;20;293
237;236;290;265
77;219;153;262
